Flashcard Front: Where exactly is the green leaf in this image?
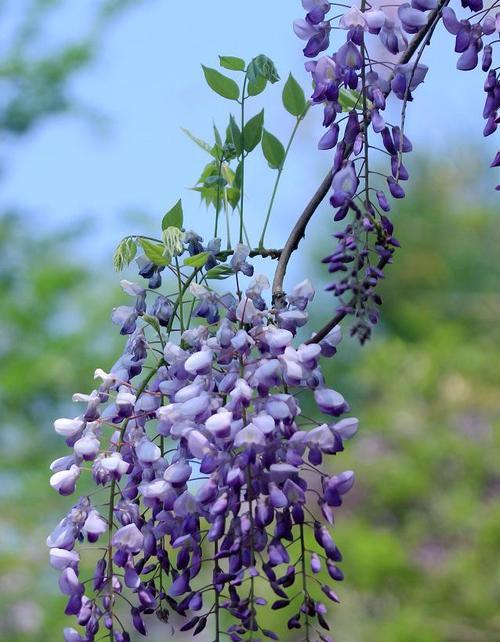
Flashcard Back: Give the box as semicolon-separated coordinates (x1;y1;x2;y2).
205;264;234;280
139;238;170;266
161;199;183;231
339;88;361;112
261;129;285;170
192;185;219;208
210;143;224;161
113;237;137;271
247;74;267;97
243;109;264;153
219;56;245;72
247;54;280;85
142;313;161;334
184;252;210;268
181;128;214;155
202;65;240;101
226;187;240;209
233;162;243;190
226;115;242;156
282;74;307;117
213;123;223;146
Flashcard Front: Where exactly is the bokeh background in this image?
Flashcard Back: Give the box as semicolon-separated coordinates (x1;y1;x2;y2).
0;1;499;641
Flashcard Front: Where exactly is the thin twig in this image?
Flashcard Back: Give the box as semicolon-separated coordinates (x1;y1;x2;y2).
272;170;334;306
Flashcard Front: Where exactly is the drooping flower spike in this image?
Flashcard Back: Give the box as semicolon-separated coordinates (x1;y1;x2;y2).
49;230;358;641
294;0;498;341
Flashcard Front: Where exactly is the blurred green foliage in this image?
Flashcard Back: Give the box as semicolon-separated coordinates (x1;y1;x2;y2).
0;1;137;639
0;0;140;135
0;214;121;640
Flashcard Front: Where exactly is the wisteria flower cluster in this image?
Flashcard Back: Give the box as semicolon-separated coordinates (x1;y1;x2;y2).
49;240;357;641
48;1;497;640
293;0;498;342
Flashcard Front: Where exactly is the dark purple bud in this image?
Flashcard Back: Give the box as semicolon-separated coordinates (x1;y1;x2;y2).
93;558;106;591
189;591;203;611
318;124;340;150
131;607;147;636
208;515;225;542
380;127;396;155
344;111;360;146
322;585;341;603
392;127;412;152
376;190;390;212
482;45;492;72
168;571;190;597
327;560;345;581
387;177;405;199
484;70;496;92
483;115;497;137
64;593;83;616
303;27;331;58
271;599;290;610
180;616;200;632
391;156;409;180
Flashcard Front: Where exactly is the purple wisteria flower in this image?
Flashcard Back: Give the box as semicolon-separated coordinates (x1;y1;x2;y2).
48;243;358;641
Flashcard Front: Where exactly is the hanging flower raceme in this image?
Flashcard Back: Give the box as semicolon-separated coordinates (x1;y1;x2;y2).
441;4;499;180
294;0;498;341
48;232;358;641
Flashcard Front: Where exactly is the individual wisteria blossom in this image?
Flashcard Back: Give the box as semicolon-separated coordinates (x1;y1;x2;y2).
48;1;497;640
293;0;498;342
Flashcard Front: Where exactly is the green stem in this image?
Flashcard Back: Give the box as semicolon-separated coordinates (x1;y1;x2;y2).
360;0;369;211
225;207;231;251
174;256;185;332
299;523;311;642
106;363;160;640
239;76;248;244
214;541;221;642
167;266;202;334
235;205;251;246
246;467;256;641
214;157;224;238
259;103;310;248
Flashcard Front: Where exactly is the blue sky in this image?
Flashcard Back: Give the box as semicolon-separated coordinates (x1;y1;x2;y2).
1;1;496;265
